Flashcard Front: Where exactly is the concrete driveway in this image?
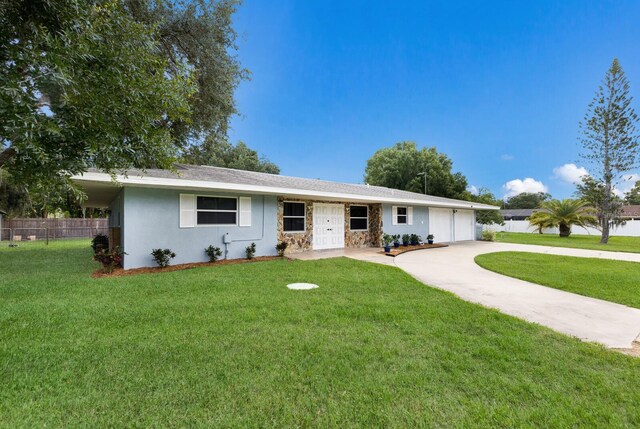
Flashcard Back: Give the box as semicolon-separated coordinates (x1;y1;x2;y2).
393;241;640;349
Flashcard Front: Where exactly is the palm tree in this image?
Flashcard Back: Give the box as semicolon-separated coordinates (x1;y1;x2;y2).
527;199;597;237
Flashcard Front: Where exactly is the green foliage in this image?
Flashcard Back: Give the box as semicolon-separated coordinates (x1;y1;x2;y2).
364;142;468;199
91;234;109;254
126;0;248;145
625;180;640;205
93;245;126;273
467;187;504;225
409;234;420;245
151;248;176;267
503;192;552;209
275;241;288;257
579;58;639;243
476;251;640;309
1;0;195;195
575;176;625;231
183;139;280;173
481;229;497;242
401;234;410;245
204;245;222;263
382;233;394;246
527;199;597;237
245;242;256;259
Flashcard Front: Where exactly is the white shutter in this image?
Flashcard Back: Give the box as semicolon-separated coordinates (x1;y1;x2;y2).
392;206;398;225
408;207;414;225
179;194;195;228
239;197;252;227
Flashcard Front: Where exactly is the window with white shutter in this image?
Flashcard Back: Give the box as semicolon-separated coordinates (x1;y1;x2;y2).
179;194;196;228
239;197;252;227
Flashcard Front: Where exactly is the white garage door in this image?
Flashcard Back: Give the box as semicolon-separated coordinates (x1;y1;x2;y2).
429;208;453;243
313;203;345;250
454;209;475;241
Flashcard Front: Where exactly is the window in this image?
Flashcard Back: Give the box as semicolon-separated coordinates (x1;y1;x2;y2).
396;206;407;224
350;205;368;231
283;202;305;232
197;196;237;225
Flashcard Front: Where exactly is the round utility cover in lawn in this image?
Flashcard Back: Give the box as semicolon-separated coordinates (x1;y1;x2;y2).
287;283;319;290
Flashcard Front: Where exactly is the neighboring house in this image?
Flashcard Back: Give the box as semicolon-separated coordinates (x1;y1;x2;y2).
622;205;640;220
500;209;536;221
72;165;499;269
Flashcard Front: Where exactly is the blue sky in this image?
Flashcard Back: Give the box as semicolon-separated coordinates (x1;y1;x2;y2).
228;0;640;199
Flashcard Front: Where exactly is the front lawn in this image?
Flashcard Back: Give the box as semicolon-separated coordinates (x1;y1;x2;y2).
496;231;640;254
475;251;640;309
2;241;640;427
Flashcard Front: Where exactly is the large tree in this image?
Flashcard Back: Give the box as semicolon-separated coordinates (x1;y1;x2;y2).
579;58;639;243
183;139;280;174
469;188;505;225
503;192;552;209
575;175;625;231
1;0;194;190
364;142;468;199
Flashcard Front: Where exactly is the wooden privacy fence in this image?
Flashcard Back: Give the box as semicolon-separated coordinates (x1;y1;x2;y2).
1;218;108;241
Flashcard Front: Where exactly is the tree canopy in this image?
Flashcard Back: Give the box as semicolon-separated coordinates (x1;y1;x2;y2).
503;192;552;209
579;58;639;243
528;199;598;237
468;188;505;225
625;180;640;205
183;139;280;174
364;142;468;200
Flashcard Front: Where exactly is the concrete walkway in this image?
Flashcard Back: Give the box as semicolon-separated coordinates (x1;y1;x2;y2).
393;242;640;349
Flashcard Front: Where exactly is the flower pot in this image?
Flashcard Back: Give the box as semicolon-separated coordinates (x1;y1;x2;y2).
394;242;400;248
428;240;434;244
384;245;391;253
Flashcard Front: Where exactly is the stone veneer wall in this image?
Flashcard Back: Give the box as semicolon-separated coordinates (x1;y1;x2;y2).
277;197;382;253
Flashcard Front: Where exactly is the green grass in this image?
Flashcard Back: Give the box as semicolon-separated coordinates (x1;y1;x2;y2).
3;241;640;427
475;251;640;309
496;231;640;253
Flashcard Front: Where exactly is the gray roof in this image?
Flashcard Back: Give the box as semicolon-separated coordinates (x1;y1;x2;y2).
500;208;536;218
95;164;498;210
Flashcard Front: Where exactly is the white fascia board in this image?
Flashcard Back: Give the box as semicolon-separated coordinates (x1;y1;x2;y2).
71;172;500;211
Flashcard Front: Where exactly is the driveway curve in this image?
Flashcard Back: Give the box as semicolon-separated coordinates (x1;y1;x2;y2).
393;241;640;349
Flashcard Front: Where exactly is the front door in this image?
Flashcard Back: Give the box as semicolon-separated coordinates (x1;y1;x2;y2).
313;203;345;250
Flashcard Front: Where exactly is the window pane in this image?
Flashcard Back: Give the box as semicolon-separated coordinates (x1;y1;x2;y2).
397;207;407;215
283;217;305;232
350;206;367;218
397;215;407;224
284;202;305;217
197;197;237;211
197;211;236;225
350;218;368;230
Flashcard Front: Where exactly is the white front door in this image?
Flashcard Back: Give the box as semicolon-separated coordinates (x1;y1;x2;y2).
313;203;345;250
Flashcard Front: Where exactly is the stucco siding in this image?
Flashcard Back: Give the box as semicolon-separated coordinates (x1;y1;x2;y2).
122;187;278;269
381;204;429;239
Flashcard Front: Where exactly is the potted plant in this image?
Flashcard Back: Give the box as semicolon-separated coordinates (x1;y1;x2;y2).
393;234;401;248
382;234;393;253
402;234;410;247
410;234;420;246
427;234;434;244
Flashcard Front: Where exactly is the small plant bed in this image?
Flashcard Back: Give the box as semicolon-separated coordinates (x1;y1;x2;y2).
93;256;282;278
382;242;448;256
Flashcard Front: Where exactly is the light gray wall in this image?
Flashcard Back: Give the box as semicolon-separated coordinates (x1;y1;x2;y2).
381;204;429;239
121;187;278;269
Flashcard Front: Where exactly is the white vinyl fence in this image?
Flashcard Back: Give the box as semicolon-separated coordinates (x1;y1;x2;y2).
485;219;640;237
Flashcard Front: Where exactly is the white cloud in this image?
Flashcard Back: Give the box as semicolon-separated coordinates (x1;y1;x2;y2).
467;185;479;195
613;173;640;197
553;163;589;185
502;178;548;199
500;154;515;161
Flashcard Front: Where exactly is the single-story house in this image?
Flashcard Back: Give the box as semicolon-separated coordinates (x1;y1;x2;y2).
622;205;640;220
72;165;499;269
500;208;536;221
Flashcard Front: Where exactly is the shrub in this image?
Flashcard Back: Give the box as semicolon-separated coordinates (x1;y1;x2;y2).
481;229;497;242
402;234;410;245
91;234;109;254
275;241;288;257
392;234;400;244
382;233;394;246
245;242;257;260
94;246;126;273
151;248;176;268
410;234;420;245
205;245;223;262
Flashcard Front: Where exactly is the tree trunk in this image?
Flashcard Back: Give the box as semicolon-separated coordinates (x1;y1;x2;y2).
601;178;612;244
559;223;571;237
